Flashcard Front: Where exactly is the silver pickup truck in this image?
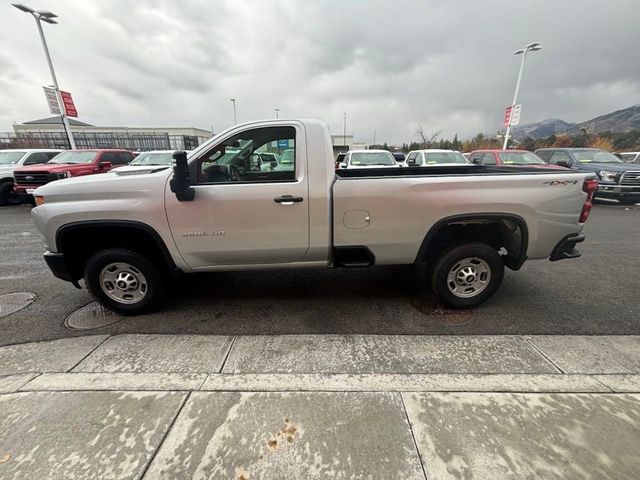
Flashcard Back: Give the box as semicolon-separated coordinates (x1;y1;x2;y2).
31;119;597;314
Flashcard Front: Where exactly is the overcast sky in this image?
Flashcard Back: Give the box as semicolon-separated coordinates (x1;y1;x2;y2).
1;0;639;144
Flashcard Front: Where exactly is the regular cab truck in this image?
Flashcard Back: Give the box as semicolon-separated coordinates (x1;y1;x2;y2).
31;119;597;314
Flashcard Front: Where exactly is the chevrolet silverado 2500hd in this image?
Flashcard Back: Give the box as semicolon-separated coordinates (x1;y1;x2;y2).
30;119;597;314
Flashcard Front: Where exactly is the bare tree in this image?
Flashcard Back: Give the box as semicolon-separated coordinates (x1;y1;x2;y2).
416;126;441;148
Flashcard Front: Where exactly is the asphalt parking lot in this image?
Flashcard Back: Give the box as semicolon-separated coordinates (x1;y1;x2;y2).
1;202;638;347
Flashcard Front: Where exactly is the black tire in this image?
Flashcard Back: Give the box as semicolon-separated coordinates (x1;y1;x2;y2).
0;181;22;206
84;248;166;315
430;242;504;309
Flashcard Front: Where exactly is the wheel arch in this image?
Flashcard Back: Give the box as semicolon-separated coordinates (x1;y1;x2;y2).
415;213;529;271
55;220;179;281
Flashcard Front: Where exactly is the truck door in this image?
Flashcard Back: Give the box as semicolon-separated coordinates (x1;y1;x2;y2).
165;124;310;268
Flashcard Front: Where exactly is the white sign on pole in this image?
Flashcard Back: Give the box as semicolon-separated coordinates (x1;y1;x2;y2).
510;104;522;126
43;86;61;115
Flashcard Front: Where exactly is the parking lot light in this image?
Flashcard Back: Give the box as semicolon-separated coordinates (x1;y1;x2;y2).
503;42;542;149
12;3;76;149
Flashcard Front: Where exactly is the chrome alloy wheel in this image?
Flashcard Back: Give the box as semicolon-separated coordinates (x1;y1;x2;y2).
446;257;491;298
99;262;148;304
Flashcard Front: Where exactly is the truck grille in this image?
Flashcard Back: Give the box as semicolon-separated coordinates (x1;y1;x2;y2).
14;172;56;185
620;171;640;186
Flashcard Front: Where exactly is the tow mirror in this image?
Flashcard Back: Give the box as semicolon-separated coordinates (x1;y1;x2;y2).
170;151;195;201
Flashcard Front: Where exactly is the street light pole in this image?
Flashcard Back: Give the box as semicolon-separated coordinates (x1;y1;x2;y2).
274;108;280;119
343;112;347;147
503;42;542;150
230;98;237;124
13;3;76;149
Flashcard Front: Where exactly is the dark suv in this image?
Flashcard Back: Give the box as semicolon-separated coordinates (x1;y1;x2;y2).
535;148;640;205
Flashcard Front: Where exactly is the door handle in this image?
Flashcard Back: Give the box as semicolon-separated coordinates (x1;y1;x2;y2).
274;195;304;205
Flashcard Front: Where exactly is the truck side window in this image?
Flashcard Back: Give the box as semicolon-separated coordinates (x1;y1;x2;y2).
197;126;296;184
406;152;418;166
23;152;50;165
480;153;497;165
549;151;572;166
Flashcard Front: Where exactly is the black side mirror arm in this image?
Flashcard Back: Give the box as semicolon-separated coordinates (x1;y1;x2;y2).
170;151;195;201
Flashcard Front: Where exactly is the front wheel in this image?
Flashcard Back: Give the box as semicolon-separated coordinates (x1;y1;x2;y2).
430;242;504;309
84;248;166;315
0;181;22;206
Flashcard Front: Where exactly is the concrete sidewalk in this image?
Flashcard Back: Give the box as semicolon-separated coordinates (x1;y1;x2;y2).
1;334;640;479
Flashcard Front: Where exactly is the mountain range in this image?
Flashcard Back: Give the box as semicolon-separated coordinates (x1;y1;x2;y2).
511;104;640;140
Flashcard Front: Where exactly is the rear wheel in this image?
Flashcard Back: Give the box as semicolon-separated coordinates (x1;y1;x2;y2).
430;242;504;309
84;248;166;315
0;181;22;206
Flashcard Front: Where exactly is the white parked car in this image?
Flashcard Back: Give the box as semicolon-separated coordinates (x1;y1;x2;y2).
0;149;63;205
405;149;471;167
112;150;184;173
338;150;400;169
620;152;640;164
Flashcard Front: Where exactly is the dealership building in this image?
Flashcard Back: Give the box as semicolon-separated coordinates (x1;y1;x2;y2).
3;117;358;156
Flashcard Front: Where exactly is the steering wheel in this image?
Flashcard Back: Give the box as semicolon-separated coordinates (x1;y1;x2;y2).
228;164;242;182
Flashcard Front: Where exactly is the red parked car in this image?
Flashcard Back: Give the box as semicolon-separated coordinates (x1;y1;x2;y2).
468;149;566;169
13;149;134;200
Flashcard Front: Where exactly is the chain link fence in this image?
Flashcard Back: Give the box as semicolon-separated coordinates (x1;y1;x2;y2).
0;131;206;151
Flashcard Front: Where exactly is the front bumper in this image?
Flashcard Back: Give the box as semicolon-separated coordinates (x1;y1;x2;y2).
13;184;41;196
549;233;585;262
596;184;640;200
43;251;75;282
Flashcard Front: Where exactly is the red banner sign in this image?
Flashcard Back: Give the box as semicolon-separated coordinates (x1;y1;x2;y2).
60;90;78;117
504;105;513;128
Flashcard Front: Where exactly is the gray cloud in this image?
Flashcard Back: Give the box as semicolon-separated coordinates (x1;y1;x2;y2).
1;0;639;143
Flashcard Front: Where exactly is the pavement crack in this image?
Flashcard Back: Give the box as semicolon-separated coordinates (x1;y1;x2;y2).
67;335;111;372
139;391;191;480
399;392;430;480
218;335;237;373
524;337;566;373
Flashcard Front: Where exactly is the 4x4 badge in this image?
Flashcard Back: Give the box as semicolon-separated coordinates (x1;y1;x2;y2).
543;180;578;185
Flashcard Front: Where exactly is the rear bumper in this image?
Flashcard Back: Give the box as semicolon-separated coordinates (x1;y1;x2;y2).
549;233;585;262
43;251;75;282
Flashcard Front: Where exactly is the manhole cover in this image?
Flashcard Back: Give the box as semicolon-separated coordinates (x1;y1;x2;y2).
0;292;36;318
64;302;122;330
410;296;475;325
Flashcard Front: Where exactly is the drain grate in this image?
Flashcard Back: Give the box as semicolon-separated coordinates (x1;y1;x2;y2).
0;292;36;318
64;302;122;330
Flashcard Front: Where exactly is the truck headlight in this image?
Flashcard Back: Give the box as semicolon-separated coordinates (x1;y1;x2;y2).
599;170;617;183
56;171;71;179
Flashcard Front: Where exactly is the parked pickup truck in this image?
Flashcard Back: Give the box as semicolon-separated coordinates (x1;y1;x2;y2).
535;147;640;204
0;149;62;205
30;119;597;315
13;149;134;200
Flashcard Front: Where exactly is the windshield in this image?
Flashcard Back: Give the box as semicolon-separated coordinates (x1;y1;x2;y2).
0;151;26;165
498;152;545;165
130;152;173;166
49;151;98;164
620;153;638;163
280;149;294;165
573;150;622;164
423;152;468;165
350;152;395;166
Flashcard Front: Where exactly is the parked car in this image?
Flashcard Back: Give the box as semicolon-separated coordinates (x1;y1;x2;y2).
338;149;399;169
405;149;470;167
0;149;62;205
31;119;596;315
535;147;640;204
391;151;406;163
112;150;193;173
620;152;640;164
13;149;135;201
469;149;566;169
